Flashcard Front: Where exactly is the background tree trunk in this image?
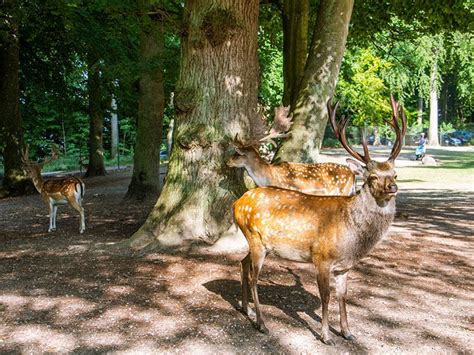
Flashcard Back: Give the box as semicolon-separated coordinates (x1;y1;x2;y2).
428;63;439;146
123;0;259;251
282;0;309;108
0;0;28;195
274;0;354;163
125;6;165;200
110;96;119;160
417;96;423;126
85;54;106;177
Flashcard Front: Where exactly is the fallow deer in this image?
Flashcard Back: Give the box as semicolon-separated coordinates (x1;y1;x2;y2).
233;95;407;345
21;146;86;234
227;143;355;196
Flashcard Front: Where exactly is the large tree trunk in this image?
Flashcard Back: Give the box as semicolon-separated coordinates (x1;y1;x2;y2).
0;0;28;195
281;0;309;107
274;0;354;163
428;63;439;146
85;54;106;177
122;0;259;252
125;7;164;200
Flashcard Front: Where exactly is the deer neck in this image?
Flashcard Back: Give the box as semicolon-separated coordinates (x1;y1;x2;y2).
245;157;272;187
348;184;396;258
29;170;45;194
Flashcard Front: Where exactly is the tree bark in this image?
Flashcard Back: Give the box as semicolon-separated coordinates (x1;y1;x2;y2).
125;5;165;200
85;54;106;177
282;0;309;108
274;0;354;163
428;63;439;146
123;0;259;251
0;0;28;194
110;96;119;160
417;96;423;126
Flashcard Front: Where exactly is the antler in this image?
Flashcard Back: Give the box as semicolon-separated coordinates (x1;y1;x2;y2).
385;94;407;162
258;105;293;144
41;145;60;166
21;144;31;165
327;99;371;164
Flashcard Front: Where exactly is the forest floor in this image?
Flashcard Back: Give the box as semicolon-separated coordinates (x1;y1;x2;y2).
0;147;473;354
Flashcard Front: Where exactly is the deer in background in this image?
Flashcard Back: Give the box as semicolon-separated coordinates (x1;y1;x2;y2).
227;106;355;196
21;146;86;234
233;95;407;345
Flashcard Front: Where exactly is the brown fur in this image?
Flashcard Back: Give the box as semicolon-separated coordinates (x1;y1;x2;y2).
227;146;355;196
234;159;398;344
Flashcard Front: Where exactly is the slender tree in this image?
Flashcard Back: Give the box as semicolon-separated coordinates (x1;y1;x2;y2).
274;0;354;163
281;0;309;107
126;2;165;200
428;62;440;146
85;54;106;177
0;0;27;194
123;0;259;251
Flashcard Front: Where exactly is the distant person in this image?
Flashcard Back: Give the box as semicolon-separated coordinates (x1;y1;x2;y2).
415;133;426;160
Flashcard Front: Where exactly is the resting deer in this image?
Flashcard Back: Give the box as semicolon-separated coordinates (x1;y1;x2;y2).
233;95;407;345
21;146;86;234
227;143;355;196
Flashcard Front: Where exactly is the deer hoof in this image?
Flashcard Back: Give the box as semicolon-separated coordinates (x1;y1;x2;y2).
343;333;356;341
254;322;269;334
322;338;335;346
80;229;85;234
48;228;56;233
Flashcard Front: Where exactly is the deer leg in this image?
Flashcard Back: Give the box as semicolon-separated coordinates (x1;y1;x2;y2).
67;196;85;234
317;266;334;345
47;201;55;232
240;253;254;317
335;272;355;341
249;244;268;334
52;205;58;230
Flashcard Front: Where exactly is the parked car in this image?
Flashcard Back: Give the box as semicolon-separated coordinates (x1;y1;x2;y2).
441;134;462;146
452;130;473;144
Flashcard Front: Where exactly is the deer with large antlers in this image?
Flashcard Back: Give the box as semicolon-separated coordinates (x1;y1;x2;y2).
233;95;407;345
227;106;355;196
22;146;86;234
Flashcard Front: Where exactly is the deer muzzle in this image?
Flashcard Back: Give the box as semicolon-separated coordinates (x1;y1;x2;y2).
386;183;398;194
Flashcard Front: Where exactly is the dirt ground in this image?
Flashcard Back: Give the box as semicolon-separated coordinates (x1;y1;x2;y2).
0;154;473;353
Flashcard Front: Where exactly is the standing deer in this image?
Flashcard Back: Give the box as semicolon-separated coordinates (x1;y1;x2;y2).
227;105;355;196
233;95;407;345
227;143;355;196
21;146;86;234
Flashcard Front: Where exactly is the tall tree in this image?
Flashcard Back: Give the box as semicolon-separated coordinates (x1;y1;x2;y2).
85;54;106;177
274;0;354;163
281;0;309;107
428;62;440;146
123;0;259;251
0;0;27;194
126;1;165;200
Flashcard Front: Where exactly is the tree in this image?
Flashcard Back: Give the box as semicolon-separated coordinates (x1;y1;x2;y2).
274;0;354;163
0;0;27;195
123;0;260;251
85;54;106;177
281;0;309;107
125;1;165;200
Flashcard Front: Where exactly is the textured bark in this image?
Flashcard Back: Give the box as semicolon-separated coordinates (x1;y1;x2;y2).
282;0;309;107
124;0;259;251
428;64;439;146
85;55;106;177
125;6;164;200
0;0;28;194
274;0;354;163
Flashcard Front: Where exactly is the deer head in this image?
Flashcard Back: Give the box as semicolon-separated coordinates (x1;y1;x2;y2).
21;144;59;177
327;95;407;204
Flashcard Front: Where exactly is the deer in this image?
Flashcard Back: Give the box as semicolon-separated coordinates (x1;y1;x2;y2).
233;95;407;345
227;106;355;196
21;145;86;234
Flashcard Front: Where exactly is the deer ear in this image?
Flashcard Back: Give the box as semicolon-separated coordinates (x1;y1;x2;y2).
346;158;365;176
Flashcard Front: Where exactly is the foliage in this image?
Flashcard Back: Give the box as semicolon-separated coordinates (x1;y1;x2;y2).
439;122;456;134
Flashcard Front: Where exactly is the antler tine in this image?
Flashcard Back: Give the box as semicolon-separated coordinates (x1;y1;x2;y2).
41;144;60;166
387;95;407;162
327;99;371;164
21;144;30;164
361;128;370;159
